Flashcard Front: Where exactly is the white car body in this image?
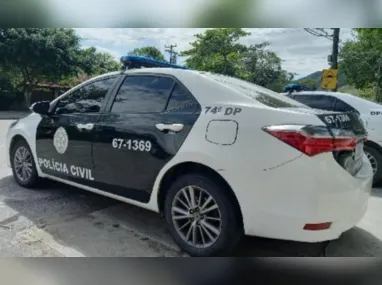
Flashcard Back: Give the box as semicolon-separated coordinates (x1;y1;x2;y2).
5;70;373;249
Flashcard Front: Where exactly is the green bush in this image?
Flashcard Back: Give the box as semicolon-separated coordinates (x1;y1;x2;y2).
338;85;360;96
358;87;376;100
0;92;16;110
339;85;377;102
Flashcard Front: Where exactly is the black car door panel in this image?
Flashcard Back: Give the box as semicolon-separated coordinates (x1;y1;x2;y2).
92;75;201;202
35;76;118;183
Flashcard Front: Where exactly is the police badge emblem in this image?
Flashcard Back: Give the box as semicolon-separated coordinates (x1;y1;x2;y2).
53;127;69;154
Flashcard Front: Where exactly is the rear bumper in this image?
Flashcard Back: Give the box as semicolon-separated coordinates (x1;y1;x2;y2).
228;153;373;242
243;186;370;243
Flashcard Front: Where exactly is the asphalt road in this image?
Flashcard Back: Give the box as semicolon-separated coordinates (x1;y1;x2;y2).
1;119;382;257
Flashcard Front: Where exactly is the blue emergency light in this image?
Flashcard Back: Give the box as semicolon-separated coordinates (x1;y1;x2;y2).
120;55;190;70
283;83;312;93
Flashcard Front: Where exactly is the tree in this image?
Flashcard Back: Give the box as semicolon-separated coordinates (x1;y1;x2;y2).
181;28;250;76
0;28;82;106
58;48;120;87
239;42;290;92
0;67;22;92
340;28;382;101
180;29;291;92
128;46;166;62
95;52;120;74
80;47;120;75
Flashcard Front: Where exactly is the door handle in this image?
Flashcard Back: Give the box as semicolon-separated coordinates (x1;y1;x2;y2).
155;123;184;133
76;123;94;131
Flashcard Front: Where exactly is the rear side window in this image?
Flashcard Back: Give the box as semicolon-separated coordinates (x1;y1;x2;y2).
293;95;336;111
166;83;199;112
111;76;174;113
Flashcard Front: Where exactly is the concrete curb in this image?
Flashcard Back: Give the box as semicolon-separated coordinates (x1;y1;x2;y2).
0;112;30;120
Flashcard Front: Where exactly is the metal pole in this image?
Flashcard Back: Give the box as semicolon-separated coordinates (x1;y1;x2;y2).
165;44;177;64
331;28;340;91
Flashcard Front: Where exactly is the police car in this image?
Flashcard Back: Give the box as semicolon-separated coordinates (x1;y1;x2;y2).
5;57;373;257
284;88;382;186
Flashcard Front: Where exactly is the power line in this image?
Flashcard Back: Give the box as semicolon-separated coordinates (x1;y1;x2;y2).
304;28;334;41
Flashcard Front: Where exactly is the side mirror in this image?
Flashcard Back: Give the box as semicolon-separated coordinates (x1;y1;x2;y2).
30;101;51;115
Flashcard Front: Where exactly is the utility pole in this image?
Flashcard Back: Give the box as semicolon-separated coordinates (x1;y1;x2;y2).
304;28;340;91
331;28;340;91
165;44;178;64
331;28;340;69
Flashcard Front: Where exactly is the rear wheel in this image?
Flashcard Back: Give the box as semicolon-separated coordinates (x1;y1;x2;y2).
364;145;382;186
11;139;39;188
164;174;243;257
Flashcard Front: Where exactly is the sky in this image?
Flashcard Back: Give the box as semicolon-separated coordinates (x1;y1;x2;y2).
75;28;355;79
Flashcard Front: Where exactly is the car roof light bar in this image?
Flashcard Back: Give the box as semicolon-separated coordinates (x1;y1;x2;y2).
120;55;190;71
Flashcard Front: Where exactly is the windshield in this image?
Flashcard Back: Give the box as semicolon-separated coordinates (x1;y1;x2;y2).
203;73;307;108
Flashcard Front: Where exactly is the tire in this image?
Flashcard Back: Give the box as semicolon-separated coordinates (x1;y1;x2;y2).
364;145;382;186
163;173;243;257
10;139;39;188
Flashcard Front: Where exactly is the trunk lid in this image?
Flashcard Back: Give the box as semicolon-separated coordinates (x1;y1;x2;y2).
284;107;367;136
315;112;366;137
282;107;367;176
316;111;366;177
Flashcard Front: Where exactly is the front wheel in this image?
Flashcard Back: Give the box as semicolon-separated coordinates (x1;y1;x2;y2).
164;174;243;257
364;145;382;186
10;139;39;188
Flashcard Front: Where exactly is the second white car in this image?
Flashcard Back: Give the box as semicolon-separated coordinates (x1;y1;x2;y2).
285;90;382;185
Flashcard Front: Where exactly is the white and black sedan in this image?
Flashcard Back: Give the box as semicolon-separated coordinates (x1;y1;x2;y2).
5;67;373;256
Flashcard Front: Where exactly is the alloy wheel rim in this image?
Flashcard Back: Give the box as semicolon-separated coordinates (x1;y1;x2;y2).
171;185;222;249
366;151;378;175
14;147;33;182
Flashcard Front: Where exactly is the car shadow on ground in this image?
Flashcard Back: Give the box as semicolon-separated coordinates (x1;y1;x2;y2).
0;175;381;257
371;186;382;198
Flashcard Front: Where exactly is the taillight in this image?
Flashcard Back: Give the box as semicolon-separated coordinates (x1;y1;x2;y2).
262;125;358;157
303;222;332;231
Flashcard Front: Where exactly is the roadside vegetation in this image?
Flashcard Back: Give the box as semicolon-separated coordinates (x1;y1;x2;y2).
0;28;381;110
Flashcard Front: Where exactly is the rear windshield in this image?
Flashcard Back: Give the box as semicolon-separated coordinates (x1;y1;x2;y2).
203;73;307;108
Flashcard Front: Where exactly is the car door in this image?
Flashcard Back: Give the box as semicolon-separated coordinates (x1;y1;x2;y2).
92;74;201;203
292;94;336;111
35;75;119;184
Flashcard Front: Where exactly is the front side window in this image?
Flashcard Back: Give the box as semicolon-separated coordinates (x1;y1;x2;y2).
56;77;116;114
111;75;174;113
